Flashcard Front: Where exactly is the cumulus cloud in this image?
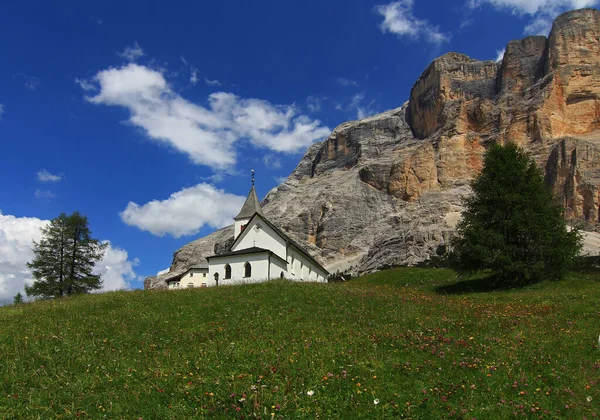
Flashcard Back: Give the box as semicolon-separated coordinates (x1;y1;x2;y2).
82;63;330;170
37;169;62;182
376;0;450;44
118;41;144;62
469;0;598;34
120;183;246;238
0;212;138;303
93;242;138;291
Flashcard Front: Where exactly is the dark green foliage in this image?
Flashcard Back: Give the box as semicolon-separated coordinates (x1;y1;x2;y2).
450;142;582;287
25;212;107;299
12;293;23;305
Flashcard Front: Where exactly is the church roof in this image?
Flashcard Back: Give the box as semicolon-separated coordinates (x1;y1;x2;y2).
206;246;287;265
234;186;263;220
230;212;329;275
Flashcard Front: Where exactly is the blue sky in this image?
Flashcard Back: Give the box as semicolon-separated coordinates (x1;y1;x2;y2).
0;0;596;302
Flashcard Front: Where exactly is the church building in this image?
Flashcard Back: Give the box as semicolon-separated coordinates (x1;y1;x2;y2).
169;173;329;288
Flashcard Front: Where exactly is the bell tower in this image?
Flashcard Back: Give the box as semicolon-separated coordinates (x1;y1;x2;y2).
233;170;262;240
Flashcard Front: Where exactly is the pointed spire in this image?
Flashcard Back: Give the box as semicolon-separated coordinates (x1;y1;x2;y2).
234;170;262;220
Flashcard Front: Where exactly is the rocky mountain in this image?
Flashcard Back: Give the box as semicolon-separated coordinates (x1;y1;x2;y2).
145;8;600;290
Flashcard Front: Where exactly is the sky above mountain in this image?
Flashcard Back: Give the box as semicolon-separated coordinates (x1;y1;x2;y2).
0;0;596;302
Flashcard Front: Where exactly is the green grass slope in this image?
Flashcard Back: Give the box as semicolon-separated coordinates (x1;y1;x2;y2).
1;268;599;419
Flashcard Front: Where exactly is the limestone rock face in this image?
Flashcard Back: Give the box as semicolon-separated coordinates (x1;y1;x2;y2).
146;9;600;288
545;137;600;224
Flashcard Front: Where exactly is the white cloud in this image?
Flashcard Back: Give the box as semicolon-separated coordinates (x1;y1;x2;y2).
263;154;282;168
0;212;138;303
34;189;56;199
190;70;199;85
337;78;359;87
349;93;379;120
157;268;170;275
120;183;246;238
0;104;4;118
495;48;506;62
524;16;554;34
82;63;330;170
205;78;222;86
180;56;200;86
118;41;144;62
37;169;62;182
75;77;96;92
92;242;137;291
24;76;40;91
306;96;322;112
376;0;450;45
470;0;598;34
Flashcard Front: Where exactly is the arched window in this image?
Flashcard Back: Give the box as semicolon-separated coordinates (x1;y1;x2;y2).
224;264;231;279
280;271;285;279
214;272;219;286
244;262;251;278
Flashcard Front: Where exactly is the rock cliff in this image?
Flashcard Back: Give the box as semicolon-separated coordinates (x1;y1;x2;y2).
145;8;600;290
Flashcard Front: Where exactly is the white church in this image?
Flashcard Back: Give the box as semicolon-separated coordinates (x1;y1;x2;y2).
167;174;329;289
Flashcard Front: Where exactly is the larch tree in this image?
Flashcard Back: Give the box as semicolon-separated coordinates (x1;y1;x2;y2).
449;142;582;287
26;212;107;299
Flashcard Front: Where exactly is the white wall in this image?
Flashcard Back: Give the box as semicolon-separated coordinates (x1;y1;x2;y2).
233;217;287;261
286;246;327;282
270;256;288;280
167;267;212;289
180;268;209;288
208;252;271;286
234;219;250;240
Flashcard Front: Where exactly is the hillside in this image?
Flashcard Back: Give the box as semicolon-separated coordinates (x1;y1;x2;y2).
2;270;600;418
147;8;600;289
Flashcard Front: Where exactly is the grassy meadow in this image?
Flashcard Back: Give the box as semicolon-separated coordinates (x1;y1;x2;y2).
1;267;599;419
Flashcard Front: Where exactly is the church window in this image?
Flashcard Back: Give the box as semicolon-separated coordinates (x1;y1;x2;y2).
201;283;207;288
224;264;232;279
244;262;252;278
190;272;193;277
280;271;285;279
187;283;194;288
241;224;247;233
203;273;206;277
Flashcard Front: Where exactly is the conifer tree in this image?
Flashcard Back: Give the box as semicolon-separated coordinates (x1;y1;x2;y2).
26;212;107;299
13;292;24;305
449;142;582;287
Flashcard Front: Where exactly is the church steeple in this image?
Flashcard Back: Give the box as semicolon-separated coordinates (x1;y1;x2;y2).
234;170;262;221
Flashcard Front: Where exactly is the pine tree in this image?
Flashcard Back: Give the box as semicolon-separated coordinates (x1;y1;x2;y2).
13;292;24;305
26;212;107;299
449;142;582;287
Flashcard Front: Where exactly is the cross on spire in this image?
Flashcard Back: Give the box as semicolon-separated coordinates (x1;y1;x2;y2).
251;169;255;187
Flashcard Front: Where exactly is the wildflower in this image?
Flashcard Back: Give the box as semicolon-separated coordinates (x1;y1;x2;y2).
588;396;593;403
374;399;380;405
307;390;314;396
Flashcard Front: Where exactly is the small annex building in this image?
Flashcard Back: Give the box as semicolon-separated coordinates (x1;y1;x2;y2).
171;175;329;288
166;265;209;289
